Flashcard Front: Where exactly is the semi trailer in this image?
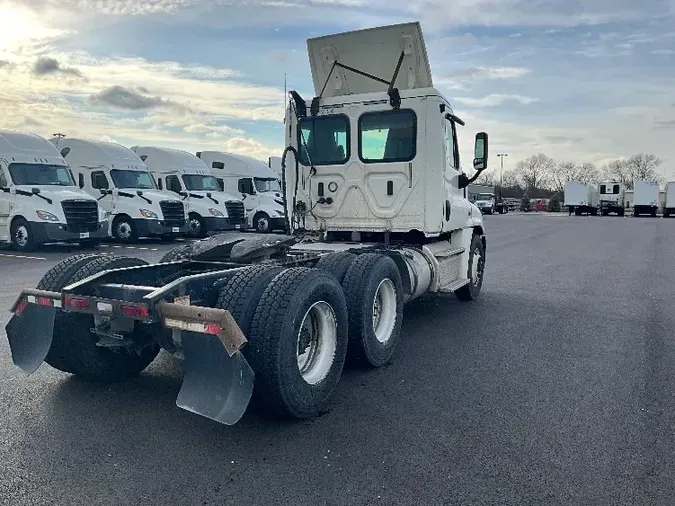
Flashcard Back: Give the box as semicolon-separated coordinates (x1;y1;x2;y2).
564;181;598;215
5;22;490;426
664;182;675;218
633;180;660;217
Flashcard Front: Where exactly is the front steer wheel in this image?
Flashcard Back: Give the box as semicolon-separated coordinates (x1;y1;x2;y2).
37;254;160;382
247;267;349;419
455;234;486;301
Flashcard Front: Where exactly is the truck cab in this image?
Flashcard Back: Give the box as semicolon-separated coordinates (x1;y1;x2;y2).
598;182;625;216
0;129;107;251
50;137;188;242
198;151;285;233
131;147;246;238
473;193;495;215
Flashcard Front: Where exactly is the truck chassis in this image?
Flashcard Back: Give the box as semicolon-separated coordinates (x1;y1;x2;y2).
5;231;485;426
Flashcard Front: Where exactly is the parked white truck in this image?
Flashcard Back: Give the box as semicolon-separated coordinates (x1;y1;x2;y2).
198;151;285;232
0;129;108;251
633;180;660;217
131;146;246;238
598;182;625;216
50;137;188;242
5;22;490;427
564;181;598;216
664;182;675;218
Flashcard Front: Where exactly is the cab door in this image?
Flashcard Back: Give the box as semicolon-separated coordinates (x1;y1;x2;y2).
442;113;471;232
0;164;13;240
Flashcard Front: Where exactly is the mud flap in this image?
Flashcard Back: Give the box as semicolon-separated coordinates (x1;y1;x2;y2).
176;331;254;425
5;303;57;374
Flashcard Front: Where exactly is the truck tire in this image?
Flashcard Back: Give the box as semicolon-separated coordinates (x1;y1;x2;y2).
247;267;349;419
314;251;357;284
159;243;194;263
618;208;625;217
342;253;404;368
253;212;272;233
188;213;207;238
215;265;285;338
112;215;137;243
37;254;160;382
455;233;486;302
11;217;36;252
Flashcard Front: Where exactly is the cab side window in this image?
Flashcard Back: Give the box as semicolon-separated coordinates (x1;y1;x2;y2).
0;168;8;188
166;175;182;193
91;171;109;190
238;178;254;194
444;120;457;171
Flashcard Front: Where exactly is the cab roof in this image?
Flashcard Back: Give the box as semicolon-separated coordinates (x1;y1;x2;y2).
49;137;147;171
197;151;278;179
0;129;66;165
131;146;209;173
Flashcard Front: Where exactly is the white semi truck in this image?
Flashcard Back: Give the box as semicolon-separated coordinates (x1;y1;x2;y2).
0;129;108;251
50;137;189;242
131;146;247;237
664;182;675;218
633;180;660;217
198;151;285;232
5;22;490;427
564;181;598;216
598;182;625;216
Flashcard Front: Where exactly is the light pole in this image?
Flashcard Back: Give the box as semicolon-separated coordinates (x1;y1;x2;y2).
497;153;508;199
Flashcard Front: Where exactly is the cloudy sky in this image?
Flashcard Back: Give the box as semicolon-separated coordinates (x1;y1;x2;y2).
1;0;674;180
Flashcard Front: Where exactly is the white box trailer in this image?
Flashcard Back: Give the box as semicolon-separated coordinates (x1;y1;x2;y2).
0;129;108;251
664;182;675;218
633;180;660;217
598;182;625;216
564;181;598;216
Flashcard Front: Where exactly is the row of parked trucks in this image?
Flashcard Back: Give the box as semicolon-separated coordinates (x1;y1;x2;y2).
564;180;675;217
0;134;287;251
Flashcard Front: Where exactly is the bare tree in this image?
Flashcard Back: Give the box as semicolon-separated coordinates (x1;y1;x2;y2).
502;169;522;188
601;159;632;188
515;153;554;190
626;153;663;183
550;161;600;192
476;172;496;186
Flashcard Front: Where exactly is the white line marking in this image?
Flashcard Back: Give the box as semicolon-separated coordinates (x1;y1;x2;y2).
0;253;47;260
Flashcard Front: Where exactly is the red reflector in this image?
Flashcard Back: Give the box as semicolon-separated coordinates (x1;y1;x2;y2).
204;323;220;335
38;296;53;307
121;305;149;318
69;297;89;310
15;300;27;314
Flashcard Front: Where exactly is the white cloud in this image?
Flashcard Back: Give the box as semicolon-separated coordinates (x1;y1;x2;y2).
455;94;539;107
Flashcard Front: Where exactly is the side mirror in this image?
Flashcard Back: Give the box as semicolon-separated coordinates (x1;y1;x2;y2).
178;191;188;197
212;161;224;170
241;193;247;199
473;132;488;171
206;192;212;197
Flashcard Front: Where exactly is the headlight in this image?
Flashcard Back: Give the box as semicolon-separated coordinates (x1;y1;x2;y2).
36;210;59;222
99;209;108;221
208;208;225;217
139;208;159;219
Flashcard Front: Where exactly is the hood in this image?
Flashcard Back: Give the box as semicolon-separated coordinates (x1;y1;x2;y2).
307;22;432;98
119;189;182;203
15;185;96;203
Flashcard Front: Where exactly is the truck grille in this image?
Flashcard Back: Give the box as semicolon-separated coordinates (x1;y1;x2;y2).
225;200;246;226
159;201;185;227
61;199;98;233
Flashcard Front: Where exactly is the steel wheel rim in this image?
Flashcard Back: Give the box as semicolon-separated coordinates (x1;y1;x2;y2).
471;247;484;287
257;216;269;231
372;278;397;344
297;301;337;385
117;222;132;240
15;225;28;247
189;218;201;235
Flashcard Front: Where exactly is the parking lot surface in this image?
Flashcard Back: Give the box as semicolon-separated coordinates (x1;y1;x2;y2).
2;215;675;505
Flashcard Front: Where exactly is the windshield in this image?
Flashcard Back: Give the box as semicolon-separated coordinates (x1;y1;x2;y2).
476;193;494;200
110;169;156;189
182;174;220;191
254;177;281;192
8;163;75;186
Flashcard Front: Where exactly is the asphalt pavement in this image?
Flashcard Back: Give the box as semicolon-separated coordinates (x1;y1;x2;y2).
2;215;675;505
